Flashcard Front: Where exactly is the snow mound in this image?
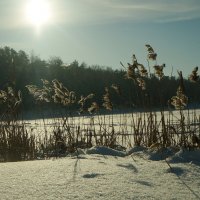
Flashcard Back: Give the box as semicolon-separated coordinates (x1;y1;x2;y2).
167;148;200;164
129;146;176;161
127;146;147;155
146;147;176;161
86;146;126;157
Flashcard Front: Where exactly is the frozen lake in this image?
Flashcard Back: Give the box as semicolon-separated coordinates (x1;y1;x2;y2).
20;109;200;148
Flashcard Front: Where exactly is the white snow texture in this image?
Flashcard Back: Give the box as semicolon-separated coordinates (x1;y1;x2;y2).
1;146;200;200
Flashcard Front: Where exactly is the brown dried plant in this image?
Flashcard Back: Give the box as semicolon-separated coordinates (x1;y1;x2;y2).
126;62;137;80
145;44;157;60
170;86;188;109
153;64;165;79
26;79;76;106
52;79;76;106
138;64;148;77
26;79;52;103
120;53;148;90
170;71;188;109
0;86;37;162
88;102;99;114
0;87;22;112
111;84;121;95
136;78;146;90
78;93;95;114
102;87;113;111
189;66;199;82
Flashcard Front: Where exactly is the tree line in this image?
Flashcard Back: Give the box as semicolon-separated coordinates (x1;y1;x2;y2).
0;46;200;114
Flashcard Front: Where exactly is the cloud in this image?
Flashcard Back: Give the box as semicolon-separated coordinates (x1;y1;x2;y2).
61;0;200;24
0;0;200;30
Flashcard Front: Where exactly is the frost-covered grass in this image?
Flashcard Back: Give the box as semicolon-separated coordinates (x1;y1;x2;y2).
1;146;200;200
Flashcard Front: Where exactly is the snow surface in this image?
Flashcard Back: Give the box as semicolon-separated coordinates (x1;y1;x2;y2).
1;146;200;200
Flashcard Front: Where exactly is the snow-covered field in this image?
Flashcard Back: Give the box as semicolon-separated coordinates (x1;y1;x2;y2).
1;146;200;200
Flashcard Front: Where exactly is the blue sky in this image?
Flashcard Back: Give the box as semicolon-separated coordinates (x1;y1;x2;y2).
0;0;200;76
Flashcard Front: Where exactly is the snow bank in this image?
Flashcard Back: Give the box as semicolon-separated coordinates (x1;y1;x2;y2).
128;146;176;161
1;152;200;200
167;148;200;164
128;146;200;165
86;146;126;157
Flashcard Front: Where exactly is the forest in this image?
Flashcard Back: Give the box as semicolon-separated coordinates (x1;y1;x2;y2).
0;46;200;116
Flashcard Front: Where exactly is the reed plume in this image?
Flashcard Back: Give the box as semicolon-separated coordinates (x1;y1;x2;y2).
145;44;157;60
78;93;95;114
88;102;99;114
121;53;148;90
111;84;121;95
102;87;113;111
189;66;199;82
170;71;188;109
153;64;165;79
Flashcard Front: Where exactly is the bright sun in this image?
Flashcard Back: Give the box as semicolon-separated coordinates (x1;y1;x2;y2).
25;0;51;29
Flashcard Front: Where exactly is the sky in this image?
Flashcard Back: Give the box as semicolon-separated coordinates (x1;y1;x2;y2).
0;0;200;76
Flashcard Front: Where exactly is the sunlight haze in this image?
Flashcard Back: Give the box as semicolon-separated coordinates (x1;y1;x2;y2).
0;0;200;75
25;0;51;27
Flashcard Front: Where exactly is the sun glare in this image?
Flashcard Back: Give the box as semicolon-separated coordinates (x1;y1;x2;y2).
25;0;51;30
